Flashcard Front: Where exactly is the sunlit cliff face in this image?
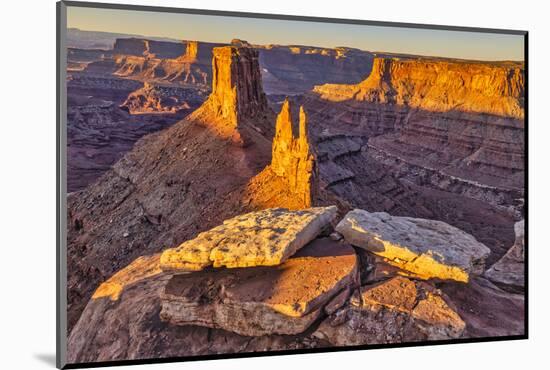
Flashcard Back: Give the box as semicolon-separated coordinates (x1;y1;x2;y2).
313;57;525;119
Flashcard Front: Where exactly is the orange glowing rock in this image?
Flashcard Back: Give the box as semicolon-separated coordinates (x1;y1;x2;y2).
336;209;491;282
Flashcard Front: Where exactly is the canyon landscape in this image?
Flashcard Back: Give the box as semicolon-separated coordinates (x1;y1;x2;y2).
64;18;526;366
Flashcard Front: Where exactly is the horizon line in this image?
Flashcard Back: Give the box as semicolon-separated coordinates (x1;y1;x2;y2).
68;27;525;64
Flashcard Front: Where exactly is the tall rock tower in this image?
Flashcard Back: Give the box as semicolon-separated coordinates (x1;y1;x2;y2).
244;98;317;209
187;45;271;145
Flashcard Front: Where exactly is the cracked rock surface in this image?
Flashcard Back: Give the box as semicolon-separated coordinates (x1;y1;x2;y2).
160;206;337;271
336;209;491;282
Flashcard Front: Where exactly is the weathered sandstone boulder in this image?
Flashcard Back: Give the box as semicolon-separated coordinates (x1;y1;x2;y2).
160;206;337;272
485;220;525;291
313;276;465;345
67;252;328;363
335;209;491;282
160;238;358;336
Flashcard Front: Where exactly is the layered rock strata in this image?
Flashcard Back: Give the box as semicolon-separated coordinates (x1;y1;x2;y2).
113;38;186;59
485;220;525;291
111;40;221;86
68;252;328;363
160;206;337;271
313;276;465;345
187;45;273;145
302;57;525;251
335;209;491;282
160;238;358;336
243;99;317;209
120;82;205;114
314;57;524;119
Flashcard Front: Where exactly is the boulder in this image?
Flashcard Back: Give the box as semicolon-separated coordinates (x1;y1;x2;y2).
485;220;525;291
160;238;358;336
313;276;465;345
335;209;491;282
160;206;337;272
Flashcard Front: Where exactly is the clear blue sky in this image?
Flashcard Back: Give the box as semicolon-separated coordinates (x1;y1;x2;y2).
67;6;524;61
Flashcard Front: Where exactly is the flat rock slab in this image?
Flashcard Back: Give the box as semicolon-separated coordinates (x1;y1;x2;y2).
160;237;358;336
335;209;491;282
313;276;465;345
160;206;337;271
68;253;328;364
485;220;524;291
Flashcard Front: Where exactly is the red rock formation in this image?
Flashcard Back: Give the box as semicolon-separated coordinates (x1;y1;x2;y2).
314;57;524;119
271;100;316;205
184;40;198;61
119;82;206;115
187;45;273;145
111;40;222;86
302;56;524;264
244;99;317;209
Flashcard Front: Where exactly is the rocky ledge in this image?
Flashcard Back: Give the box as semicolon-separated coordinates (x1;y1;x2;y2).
68;207;523;363
314;276;465;345
160;238;358;336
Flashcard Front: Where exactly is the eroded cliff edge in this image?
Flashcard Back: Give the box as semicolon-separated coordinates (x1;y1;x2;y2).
301;56;524;267
313;57;524;119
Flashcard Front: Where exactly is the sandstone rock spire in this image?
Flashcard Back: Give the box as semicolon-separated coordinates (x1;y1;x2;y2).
184;41;198;61
244;99;316;209
271;100;316;207
187;45;271;145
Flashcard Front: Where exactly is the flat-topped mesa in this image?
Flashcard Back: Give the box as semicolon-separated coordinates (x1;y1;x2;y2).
187;45;271;145
313;57;525;119
270;100;317;207
113;38;185;59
